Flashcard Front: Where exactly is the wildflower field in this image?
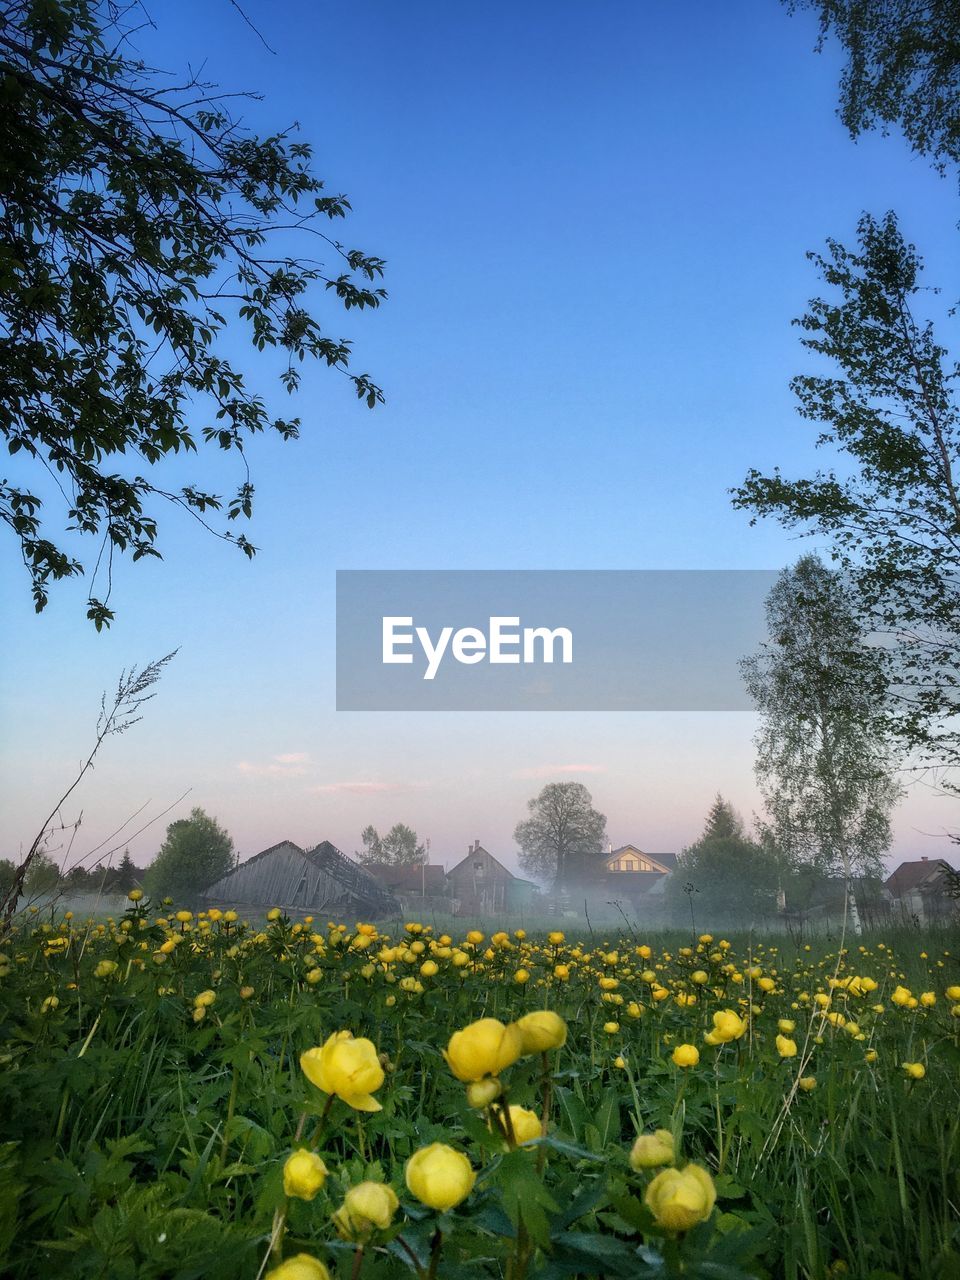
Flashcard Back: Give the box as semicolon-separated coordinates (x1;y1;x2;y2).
1;900;958;1280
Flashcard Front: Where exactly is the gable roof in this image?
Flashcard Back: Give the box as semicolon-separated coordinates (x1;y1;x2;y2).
447;845;516;880
606;845;677;873
885;858;955;897
364;863;446;894
201;838;399;916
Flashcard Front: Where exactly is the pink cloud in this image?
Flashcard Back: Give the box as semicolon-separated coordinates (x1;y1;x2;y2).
236;759;309;778
309;780;422;796
513;763;607;780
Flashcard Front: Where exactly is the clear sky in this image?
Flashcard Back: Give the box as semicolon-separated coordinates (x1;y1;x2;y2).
2;0;958;874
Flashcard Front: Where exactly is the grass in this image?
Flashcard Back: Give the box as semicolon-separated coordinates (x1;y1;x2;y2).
0;902;957;1279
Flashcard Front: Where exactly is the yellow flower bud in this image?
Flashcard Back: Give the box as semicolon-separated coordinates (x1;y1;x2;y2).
127;889;143;902
775;1035;797;1059
405;1143;476;1211
94;960;118;978
332;1181;399;1240
799;1076;817;1092
283;1149;328;1201
672;1044;699;1068
300;1031;385;1112
466;1078;502;1109
514;1010;568;1054
506;1105;541;1146
644;1164;716;1232
444;1018;523;1081
902;1061;925;1079
194;989;216;1008
267;908;282;922
265;1255;330;1280
514;968;530;984
629;1129;675;1170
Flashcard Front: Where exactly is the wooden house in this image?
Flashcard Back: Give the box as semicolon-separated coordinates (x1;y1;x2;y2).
446;841;537;915
885;857;957;922
201;839;399;918
603;844;676;899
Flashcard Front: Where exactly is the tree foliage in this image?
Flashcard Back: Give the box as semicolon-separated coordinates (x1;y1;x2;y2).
146;806;234;904
786;0;960;181
741;555;901;882
733;212;960;774
514;782;606;888
0;0;386;627
355;823;426;866
666;796;783;927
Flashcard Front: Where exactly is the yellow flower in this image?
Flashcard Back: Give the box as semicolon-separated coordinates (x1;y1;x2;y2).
902;1061;925;1079
194;989;216;1008
514;1010;567;1055
704;1009;747;1045
514;968;530;984
777;1019;796;1033
691;970;708;984
300;1031;385;1111
603;1021;620;1034
629;1129;675;1170
332;1181;399;1240
865;1049;878;1063
672;1044;699;1068
919;991;936;1007
798;1076;817;1092
175;910;193;923
40;995;60;1013
466;1078;502;1108
265;1255;330;1280
890;985;912;1007
94;960;118;978
506;1105;542;1145
645;1164;716;1232
775;1035;797;1059
946;985;960;1002
444;1018;523;1081
405;1143;476;1211
127;889;143;902
267;908;282;922
283;1149;329;1201
548;931;565;945
420;960;438;978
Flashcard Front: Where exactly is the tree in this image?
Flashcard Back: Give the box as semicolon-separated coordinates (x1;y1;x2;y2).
355;823;426;866
666;797;784;928
514;782;607;888
701;795;744;842
108;848;139;891
785;1;960;183
741;557;902;931
1;1;386;628
146;807;234;905
733;213;960;779
23;853;60;897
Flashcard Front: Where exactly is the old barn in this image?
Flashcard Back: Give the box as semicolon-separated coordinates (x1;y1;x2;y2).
201;839;399;918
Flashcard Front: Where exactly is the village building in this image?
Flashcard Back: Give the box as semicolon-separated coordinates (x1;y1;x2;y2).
885;857;957;923
201;839;399;918
602;844;677;900
445;841;539;915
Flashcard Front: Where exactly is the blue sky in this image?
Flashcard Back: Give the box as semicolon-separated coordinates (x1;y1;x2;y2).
2;0;958;873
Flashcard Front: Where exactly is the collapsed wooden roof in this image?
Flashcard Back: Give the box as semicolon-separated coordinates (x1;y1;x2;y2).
201;839;400;918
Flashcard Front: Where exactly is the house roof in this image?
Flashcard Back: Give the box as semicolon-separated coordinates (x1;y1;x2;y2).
447;845;516;880
606;845;677;873
885;858;955;897
201;838;399;915
364;863;446;893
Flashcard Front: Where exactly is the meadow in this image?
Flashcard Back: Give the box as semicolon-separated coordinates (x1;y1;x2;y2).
0;898;957;1280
